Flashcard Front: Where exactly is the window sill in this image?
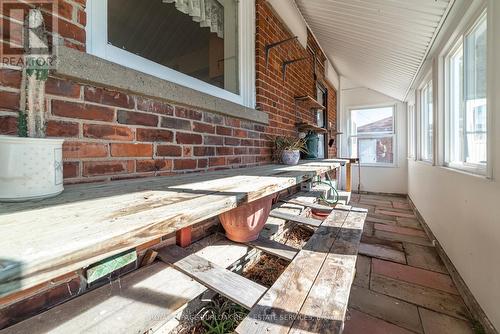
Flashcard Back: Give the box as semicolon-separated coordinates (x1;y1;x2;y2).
440;164;491;180
53;46;268;125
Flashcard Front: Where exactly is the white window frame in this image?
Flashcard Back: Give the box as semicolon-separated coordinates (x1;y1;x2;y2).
407;103;416;159
348;104;397;167
443;10;488;175
86;0;256;108
419;79;434;163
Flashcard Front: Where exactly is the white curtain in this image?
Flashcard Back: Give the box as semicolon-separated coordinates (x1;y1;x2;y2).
163;0;224;38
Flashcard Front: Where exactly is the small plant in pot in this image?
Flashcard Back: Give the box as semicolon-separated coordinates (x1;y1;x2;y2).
272;136;307;166
0;10;64;202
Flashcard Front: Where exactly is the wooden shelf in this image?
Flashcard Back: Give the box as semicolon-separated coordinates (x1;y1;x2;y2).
294;95;325;110
296;122;328;133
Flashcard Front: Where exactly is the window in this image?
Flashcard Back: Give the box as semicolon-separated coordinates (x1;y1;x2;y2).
420;81;433;162
445;13;487;173
407;104;416;159
349;106;396;165
87;0;255;107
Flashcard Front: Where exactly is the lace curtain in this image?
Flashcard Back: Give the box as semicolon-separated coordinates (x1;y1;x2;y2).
163;0;224;38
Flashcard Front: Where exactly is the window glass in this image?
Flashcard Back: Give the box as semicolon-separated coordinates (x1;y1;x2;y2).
349;106;395;165
108;0;239;94
421;81;433;161
446;14;487;170
408;104;416;159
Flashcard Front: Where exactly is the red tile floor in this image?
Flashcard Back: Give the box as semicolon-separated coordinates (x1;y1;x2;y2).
344;194;477;334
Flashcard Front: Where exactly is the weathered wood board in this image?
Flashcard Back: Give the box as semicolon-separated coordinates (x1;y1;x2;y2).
246;236;299;261
0;161;340;298
269;210;323;228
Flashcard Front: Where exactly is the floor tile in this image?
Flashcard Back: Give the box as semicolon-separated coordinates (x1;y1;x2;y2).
375;209;416;219
393;202;411;210
344;309;415;334
404;243;447;274
374;224;427;238
372;258;459;295
349;285;423;333
359;243;406;264
374;230;433;247
397;217;423;230
353;255;371;288
370;274;470;320
419;308;474;334
362;235;405;251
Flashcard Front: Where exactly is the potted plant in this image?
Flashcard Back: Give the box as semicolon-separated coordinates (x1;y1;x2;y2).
272;136;307;166
0;9;64;202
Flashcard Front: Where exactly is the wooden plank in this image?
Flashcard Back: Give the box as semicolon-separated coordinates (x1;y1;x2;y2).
158;245;267;310
290;210;366;334
3;234;250;334
246;236;299;261
0;161;341;298
236;209;350;334
282;198;333;212
269;210;322;227
345;161;352;192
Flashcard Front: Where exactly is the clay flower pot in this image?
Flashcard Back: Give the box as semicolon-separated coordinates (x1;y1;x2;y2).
219;195;274;243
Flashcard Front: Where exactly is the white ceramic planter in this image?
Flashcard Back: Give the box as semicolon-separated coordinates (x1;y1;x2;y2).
281;150;300;165
0;135;64;202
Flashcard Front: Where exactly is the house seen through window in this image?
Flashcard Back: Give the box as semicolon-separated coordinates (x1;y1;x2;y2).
108;0;239;94
349;106;395;165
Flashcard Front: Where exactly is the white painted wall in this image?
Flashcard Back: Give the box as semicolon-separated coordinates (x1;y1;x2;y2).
266;0;308;48
339;78;408;194
407;0;500;330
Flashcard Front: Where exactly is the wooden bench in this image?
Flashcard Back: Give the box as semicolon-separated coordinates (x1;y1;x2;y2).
0;160;341;299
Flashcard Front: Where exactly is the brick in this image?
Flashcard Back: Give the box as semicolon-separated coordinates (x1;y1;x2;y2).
374;230;433;247
63;161;79;178
209;157;225;167
225;117;240;128
0;69;22;88
359;243;406;264
63;142;108;159
55;17;86;43
193;147;215;156
227;156;241;164
216;126;232;136
375;209;416;219
83;160;134;177
0;91;20;110
197;159;208;168
182;146;192;157
0;115;18;135
204;135;223;145
203;112;223;124
110;143;153;157
173;159;197;170
224;137;240;146
77;9;86;26
234;147;248;155
46;120;79;137
344;309;415;334
396;217;423;230
349;285;422;333
57;1;73;20
117;110;158;127
370;274;470;320
136;159;172;172
136;128;173;142
374;224;427;238
160;116;191;130
216;147;233;156
83;124;133;141
52;100;114;122
157;145;182;157
46;78;80;98
136;97;174;115
372;259;458;295
175;107;202;120
233;129;247;138
176;132;202;145
353;255;371;288
84;87;134;109
193;122;215;134
404;243;447;274
419;308;474;334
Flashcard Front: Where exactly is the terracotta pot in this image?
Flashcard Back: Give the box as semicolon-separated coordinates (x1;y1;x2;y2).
219;195;274;243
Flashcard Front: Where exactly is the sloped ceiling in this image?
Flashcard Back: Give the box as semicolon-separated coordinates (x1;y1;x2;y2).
295;0;454;101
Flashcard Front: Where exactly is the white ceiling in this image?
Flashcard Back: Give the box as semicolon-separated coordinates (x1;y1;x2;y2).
295;0;454;101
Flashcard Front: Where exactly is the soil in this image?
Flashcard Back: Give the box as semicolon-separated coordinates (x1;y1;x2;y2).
283;224;314;248
242;254;289;288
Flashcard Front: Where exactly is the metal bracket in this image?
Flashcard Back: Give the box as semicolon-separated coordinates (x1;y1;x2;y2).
265;36;298;67
282;56;312;81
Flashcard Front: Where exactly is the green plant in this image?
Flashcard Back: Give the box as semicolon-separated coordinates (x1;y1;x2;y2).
270;135;308;162
196;295;248;334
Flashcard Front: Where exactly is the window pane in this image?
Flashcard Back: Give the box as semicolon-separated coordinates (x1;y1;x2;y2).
351;107;394;135
421;81;433;161
351;137;394;164
464;16;487;164
449;45;463;163
108;0;239;94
